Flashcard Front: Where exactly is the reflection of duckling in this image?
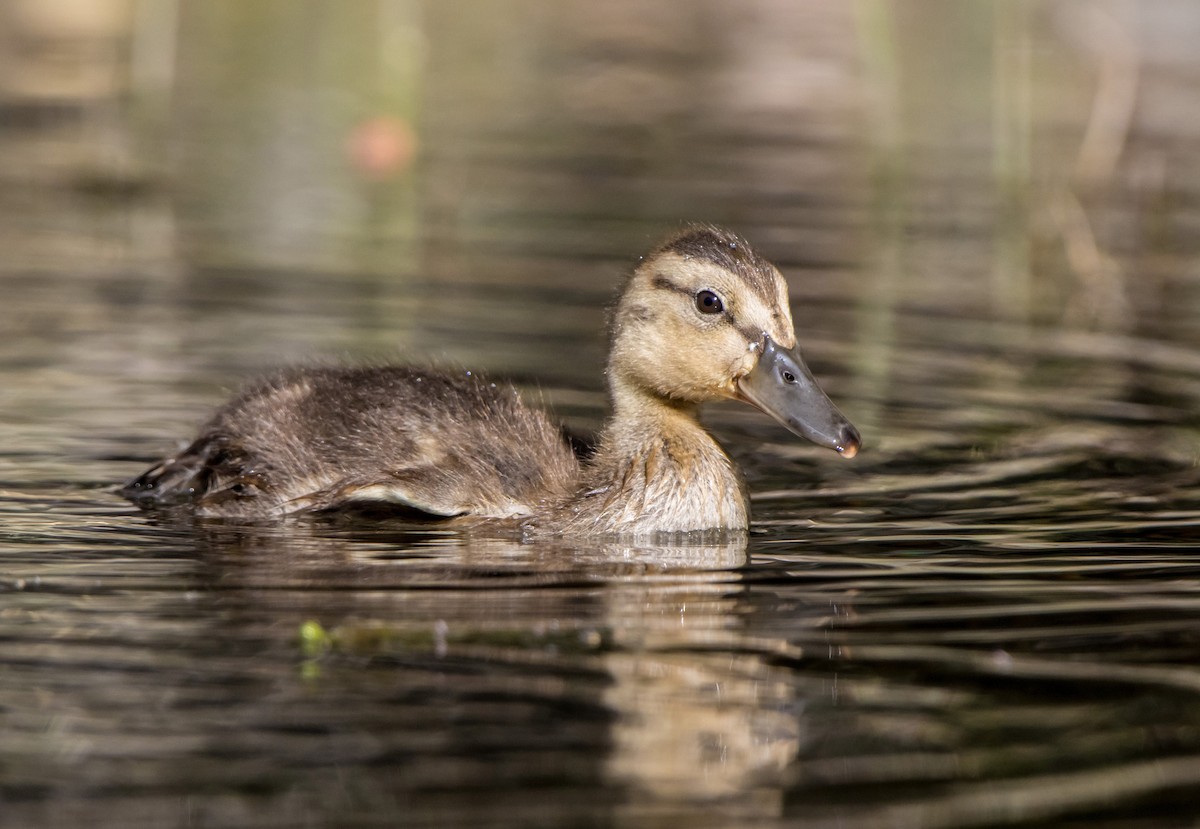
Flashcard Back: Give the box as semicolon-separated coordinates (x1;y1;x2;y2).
123;225;860;535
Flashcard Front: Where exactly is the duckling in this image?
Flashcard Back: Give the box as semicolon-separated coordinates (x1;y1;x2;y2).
122;225;861;535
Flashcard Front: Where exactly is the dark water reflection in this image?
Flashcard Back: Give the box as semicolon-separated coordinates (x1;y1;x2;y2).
5;1;1200;827
7;488;1200;828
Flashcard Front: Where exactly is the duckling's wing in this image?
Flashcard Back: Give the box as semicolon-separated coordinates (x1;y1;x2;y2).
318;481;467;516
123;365;580;520
123;436;478;518
298;464;483;518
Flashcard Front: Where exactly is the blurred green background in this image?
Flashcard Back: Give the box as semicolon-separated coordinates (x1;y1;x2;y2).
4;0;1198;342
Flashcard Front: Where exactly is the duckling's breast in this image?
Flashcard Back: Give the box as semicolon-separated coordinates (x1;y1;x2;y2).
536;430;750;536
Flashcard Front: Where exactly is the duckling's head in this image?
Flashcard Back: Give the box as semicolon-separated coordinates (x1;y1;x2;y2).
609;224;861;458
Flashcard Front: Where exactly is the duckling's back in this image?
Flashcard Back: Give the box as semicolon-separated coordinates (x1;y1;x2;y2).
122;366;580;519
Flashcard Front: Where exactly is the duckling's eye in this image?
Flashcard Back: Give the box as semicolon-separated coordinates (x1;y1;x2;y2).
695;290;724;315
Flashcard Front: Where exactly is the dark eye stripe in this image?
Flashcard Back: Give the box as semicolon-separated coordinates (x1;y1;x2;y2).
651;273;768;345
651;274;677;293
734;320;763;344
652;275;763;338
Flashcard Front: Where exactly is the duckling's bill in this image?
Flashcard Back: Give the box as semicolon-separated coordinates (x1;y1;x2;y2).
736;337;861;459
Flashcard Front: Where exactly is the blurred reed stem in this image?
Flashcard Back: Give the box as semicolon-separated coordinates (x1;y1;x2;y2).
851;0;905;434
991;0;1033;323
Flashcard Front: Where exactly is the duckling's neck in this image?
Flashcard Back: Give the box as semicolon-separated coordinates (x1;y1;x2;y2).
546;373;750;536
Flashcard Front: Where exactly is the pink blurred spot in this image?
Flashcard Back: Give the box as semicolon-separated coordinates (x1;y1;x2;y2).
347;116;417;181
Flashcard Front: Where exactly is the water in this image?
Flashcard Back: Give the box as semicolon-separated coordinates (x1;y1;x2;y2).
4;2;1200;827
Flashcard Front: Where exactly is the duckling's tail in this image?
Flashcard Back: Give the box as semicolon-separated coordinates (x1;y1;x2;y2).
120;436;231;507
